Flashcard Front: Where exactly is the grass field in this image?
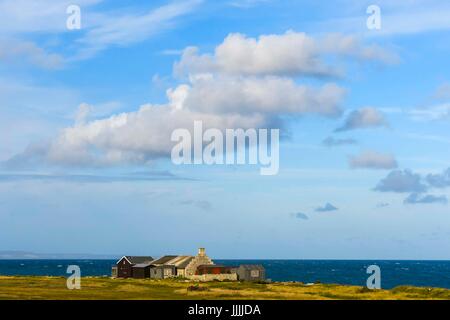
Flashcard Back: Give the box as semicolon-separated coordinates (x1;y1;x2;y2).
0;276;449;300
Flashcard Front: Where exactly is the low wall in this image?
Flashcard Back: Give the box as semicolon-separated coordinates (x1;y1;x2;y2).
188;273;238;282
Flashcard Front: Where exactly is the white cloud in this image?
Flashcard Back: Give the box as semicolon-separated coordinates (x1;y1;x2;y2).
349;150;398;170
315;203;338;212
374;169;427;193
404;193;448;205
427;168;450;189
175;31;397;78
335;107;387;132
16;75;344;166
6;31;397;168
179;76;345;116
0;39;63;69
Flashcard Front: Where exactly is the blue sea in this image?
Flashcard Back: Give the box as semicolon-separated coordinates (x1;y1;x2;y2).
0;259;449;289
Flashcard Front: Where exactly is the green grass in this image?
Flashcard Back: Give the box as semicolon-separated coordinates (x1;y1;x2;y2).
0;276;449;300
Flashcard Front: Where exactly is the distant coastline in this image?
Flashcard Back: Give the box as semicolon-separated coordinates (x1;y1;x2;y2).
0;251;119;260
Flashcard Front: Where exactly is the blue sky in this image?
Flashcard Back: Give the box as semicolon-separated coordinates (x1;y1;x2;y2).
1;0;450;259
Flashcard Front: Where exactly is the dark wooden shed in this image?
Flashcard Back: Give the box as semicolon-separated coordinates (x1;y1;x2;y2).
116;256;153;278
132;263;152;279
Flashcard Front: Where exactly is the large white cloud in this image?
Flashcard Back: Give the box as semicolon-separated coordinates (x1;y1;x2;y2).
6;30;397;168
175;31;397;78
37;75;344;166
44;100;267;166
180;76;345;116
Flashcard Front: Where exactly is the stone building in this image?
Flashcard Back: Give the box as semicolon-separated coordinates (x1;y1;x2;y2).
236;264;266;281
183;248;214;278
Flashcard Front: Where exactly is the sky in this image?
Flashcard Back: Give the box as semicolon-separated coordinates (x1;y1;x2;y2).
0;0;449;259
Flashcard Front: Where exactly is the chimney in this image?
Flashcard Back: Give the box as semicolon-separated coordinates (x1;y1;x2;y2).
198;248;206;256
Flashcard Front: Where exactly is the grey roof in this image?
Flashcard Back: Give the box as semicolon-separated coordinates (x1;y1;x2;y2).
153;264;176;269
150;255;178;265
132;263;152;268
173;256;194;269
124;256;154;264
239;264;265;270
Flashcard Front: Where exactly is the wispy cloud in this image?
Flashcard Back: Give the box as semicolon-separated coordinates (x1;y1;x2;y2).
315;203;338;212
0;0;203;62
0;0;101;34
322;136;357;147
0;171;191;183
292;212;309;220
227;0;270;9
0;39;63;69
315;1;450;37
376;202;389;208
335;107;388;132
409;103;450;122
349;150;398;170
404;193;448;205
427;168;450;188
74;0;203;59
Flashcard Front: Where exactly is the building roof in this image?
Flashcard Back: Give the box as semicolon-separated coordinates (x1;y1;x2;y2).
132;263;152;268
166;255;194;269
150;255;179;265
117;256;154;265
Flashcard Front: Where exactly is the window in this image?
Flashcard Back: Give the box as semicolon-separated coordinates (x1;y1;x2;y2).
164;268;172;276
250;270;260;278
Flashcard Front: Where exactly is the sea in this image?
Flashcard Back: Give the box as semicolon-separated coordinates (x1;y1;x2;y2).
0;259;449;289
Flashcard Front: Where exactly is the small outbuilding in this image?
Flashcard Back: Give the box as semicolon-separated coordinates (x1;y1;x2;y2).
116;256;153;278
236;265;266;282
111;266;118;278
132;263;152;279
